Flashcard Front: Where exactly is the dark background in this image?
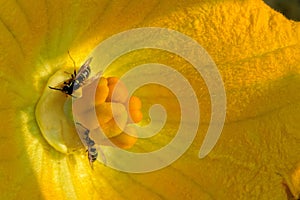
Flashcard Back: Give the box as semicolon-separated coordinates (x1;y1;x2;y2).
264;0;300;21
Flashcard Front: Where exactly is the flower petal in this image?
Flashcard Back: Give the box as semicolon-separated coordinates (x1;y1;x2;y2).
1;0;300;199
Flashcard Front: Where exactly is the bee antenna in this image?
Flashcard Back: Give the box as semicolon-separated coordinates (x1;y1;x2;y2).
67;51;76;75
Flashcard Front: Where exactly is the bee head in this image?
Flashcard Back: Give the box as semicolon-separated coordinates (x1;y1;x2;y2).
62;85;72;95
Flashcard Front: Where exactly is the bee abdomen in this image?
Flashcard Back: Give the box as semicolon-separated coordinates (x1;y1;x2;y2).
77;67;90;82
73;67;91;90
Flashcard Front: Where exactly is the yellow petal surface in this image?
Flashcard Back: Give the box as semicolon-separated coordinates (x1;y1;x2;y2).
0;0;300;199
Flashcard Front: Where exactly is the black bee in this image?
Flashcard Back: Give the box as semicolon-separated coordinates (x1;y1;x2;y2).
48;52;92;97
50;53;105;168
75;122;99;169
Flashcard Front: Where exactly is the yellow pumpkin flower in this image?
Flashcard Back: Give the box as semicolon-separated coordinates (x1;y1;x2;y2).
0;0;300;199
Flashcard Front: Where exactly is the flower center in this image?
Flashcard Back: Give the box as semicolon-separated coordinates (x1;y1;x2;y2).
35;68;83;154
35;67;143;155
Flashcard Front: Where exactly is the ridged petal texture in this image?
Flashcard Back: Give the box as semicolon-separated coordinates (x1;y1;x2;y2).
0;0;299;199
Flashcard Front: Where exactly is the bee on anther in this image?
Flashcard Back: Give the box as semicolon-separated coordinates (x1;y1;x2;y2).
48;52;92;97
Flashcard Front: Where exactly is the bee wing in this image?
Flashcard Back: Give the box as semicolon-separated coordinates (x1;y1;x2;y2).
75;122;90;145
76;57;93;78
84;70;102;86
95;145;107;165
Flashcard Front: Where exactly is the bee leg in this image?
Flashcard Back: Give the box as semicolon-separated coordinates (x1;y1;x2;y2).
67;51;77;76
70;94;78;99
63;71;76;80
48;86;63;91
63;71;72;75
